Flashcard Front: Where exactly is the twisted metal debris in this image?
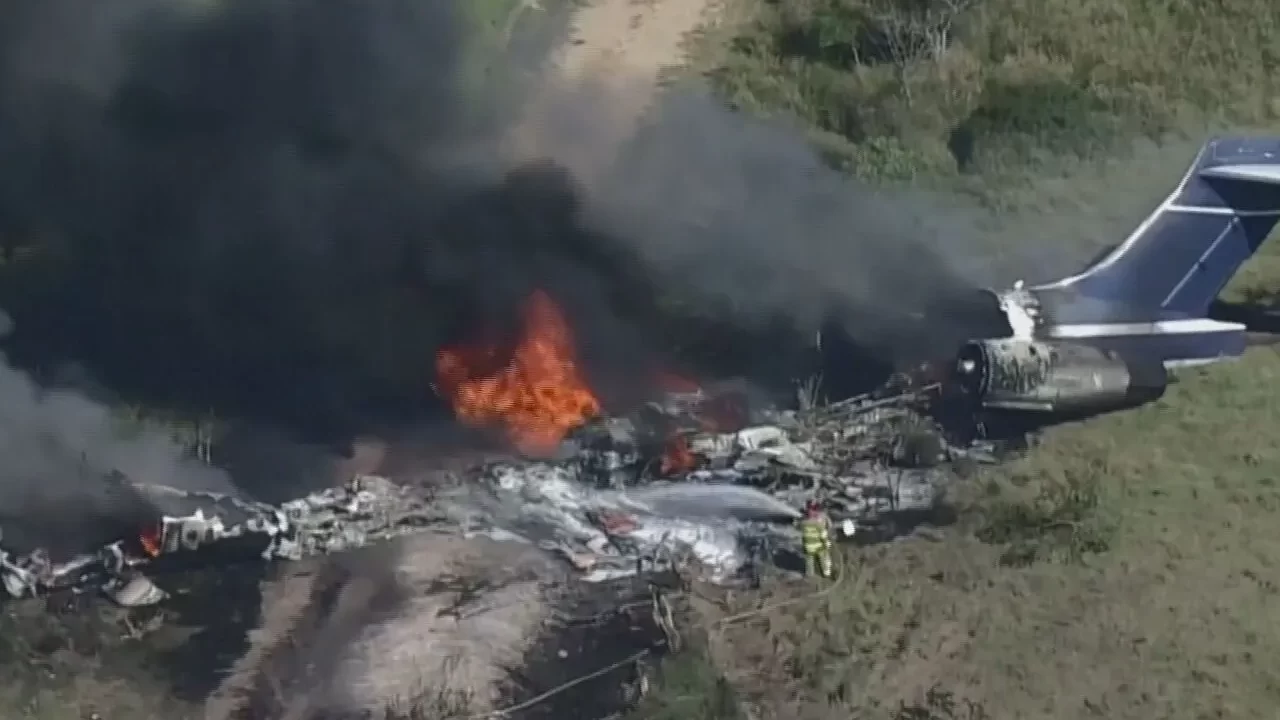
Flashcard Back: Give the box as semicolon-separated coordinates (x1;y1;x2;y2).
0;474;452;605
0;384;979;606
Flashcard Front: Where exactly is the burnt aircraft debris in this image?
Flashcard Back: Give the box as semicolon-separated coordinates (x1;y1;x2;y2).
0;384;989;607
953;336;1168;416
947;135;1280;431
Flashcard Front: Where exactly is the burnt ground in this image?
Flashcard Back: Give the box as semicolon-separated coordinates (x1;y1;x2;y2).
0;545;674;720
499;577;672;720
0;566;265;720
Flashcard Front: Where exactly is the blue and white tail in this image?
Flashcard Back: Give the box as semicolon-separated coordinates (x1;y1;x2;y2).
1036;136;1280;317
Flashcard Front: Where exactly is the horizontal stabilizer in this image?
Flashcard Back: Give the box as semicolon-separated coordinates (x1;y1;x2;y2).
1200;163;1280;185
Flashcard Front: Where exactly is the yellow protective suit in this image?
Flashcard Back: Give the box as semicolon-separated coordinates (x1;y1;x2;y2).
800;513;833;578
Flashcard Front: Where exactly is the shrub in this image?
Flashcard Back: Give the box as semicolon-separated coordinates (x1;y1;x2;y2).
700;0;1280;183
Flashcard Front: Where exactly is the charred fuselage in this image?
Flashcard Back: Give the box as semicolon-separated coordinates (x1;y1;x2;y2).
951;337;1168;421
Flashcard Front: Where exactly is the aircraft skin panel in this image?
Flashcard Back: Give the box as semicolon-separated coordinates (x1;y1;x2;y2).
1179;166;1280;212
1064;327;1247;366
1050;212;1242;314
1046;318;1245;338
1199;163;1280;191
1161;214;1275;312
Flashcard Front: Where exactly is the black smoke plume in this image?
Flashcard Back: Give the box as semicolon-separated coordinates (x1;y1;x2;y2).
0;0;633;437
583;88;1008;369
0;0;999;459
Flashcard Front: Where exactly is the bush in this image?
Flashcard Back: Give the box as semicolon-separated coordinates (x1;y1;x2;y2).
976;468;1114;566
700;0;1280;183
628;649;745;720
950;70;1134;173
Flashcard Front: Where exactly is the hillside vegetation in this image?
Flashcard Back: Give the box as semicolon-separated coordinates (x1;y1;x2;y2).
703;0;1280;184
629;1;1280;719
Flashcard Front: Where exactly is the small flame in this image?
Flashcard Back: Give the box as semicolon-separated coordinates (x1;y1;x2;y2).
660;434;698;475
435;290;601;455
139;525;162;558
652;371;751;476
653;371;748;433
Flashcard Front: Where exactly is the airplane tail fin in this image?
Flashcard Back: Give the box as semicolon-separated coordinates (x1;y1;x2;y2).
1035;136;1280;317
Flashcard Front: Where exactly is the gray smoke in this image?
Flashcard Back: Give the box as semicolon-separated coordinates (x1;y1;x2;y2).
976;134;1209;284
0;363;227;494
0;0;480;549
524;80;1008;365
569;90;1216;364
0;309;234;555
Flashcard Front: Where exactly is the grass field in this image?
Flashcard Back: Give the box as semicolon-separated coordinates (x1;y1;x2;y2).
627;0;1280;718
663;345;1280;719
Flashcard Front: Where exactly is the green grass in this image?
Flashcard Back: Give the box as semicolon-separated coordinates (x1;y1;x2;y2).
0;600;200;720
458;0;520;88
460;0;530;68
628;647;745;720
457;0;546;126
684;355;1280;717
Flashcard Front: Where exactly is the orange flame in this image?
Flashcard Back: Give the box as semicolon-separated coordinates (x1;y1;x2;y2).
651;371;751;476
435;290;601;455
660;434;698;475
652;371;748;433
139;525;162;558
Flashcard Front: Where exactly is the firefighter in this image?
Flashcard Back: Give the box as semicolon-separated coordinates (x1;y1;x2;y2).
800;499;834;579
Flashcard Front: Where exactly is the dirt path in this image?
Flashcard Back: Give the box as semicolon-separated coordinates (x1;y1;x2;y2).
202;536;559;719
506;0;715;183
558;0;709;82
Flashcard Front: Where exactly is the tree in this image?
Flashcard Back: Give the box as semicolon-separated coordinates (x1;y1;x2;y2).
864;0;977;102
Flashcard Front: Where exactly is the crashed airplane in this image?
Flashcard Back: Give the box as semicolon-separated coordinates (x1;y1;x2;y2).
15;135;1271;609
0;382;971;606
946;135;1280;427
1;257;980;607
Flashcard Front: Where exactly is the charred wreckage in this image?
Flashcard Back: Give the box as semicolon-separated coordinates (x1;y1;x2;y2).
0;285;1219;607
0;380;984;608
950;135;1280;427
0;291;1002;609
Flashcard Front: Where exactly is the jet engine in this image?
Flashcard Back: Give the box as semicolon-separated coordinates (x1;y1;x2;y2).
951;338;1168;415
